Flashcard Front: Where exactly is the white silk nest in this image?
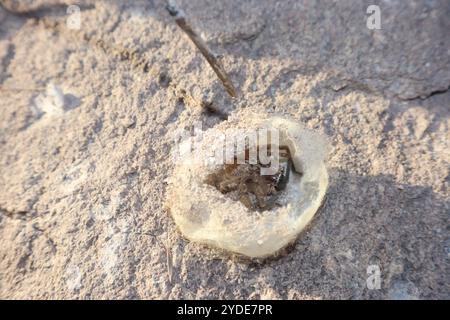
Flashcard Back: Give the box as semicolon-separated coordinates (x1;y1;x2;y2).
167;112;329;258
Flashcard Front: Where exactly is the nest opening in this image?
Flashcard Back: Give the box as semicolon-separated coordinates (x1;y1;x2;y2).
204;146;297;212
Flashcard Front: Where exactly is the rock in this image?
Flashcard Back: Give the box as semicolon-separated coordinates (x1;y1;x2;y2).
0;0;448;299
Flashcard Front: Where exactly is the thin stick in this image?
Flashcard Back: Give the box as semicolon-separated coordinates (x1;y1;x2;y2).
133;231;173;284
166;3;238;98
0;85;44;92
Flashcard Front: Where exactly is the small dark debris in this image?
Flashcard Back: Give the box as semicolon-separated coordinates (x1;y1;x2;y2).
158;72;171;88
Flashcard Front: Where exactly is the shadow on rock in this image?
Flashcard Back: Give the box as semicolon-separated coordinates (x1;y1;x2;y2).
267;170;449;299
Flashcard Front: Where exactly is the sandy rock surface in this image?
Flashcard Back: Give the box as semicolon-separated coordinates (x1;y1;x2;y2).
0;0;449;299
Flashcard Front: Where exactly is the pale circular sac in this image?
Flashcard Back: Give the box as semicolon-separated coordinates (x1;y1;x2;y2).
166;112;329;258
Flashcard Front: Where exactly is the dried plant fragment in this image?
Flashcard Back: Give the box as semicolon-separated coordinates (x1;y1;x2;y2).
205;147;293;212
166;2;238;98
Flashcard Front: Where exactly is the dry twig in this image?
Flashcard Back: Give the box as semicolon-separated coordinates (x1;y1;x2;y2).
166;2;238;98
